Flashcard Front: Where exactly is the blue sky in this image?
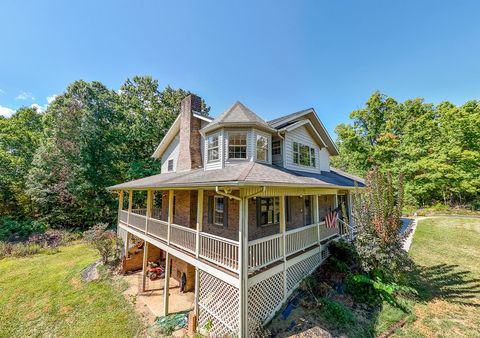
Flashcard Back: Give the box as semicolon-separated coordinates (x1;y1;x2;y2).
1;0;479;136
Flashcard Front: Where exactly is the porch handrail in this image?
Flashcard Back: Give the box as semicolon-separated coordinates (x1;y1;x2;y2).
169;223;197;254
199;231;239;246
285;222;318;235
285;223;319;256
170;223;197;234
248;233;283;271
248;232;282;246
199;232;239;272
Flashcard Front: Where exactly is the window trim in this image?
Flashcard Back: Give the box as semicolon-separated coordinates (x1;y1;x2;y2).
272;139;281;156
257;197;280;227
207;134;220;163
213;196;224;226
292;141;316;168
227;131;248;160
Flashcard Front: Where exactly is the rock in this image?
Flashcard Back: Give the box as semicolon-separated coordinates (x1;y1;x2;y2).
81;261;101;281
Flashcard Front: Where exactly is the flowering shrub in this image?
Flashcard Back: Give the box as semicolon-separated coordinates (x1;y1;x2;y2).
83;223;122;265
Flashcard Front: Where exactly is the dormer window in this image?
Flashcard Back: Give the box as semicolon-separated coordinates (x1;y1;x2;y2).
256;135;268;161
293;142;316;168
272;140;281;155
207;135;220;162
228;131;247;159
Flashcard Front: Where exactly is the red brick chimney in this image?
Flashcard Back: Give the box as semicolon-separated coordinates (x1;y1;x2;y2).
176;94;203;171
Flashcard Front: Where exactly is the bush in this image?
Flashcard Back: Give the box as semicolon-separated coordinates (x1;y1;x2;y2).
0;218;47;241
83;224;122;265
318;298;356;325
328;240;357;264
10;242;42;257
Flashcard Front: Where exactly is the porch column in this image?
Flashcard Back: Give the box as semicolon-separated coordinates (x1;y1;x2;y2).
315;195;321;246
194;189;204;321
141;241;149;292
238;192;249;337
145;190;152;235
347;192;353;227
167;190;174;244
195;189;204;258
279;195;287;299
164;252;171;315
127;190;133;225
118;191;124;213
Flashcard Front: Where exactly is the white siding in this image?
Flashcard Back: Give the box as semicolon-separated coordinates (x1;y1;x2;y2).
319;148;330;172
161;134;180;173
284;125;322;174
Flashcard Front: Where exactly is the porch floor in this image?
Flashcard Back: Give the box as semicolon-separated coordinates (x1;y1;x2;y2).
123;271;195;318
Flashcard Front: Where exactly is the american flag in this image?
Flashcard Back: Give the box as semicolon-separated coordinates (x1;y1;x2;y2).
325;210;338;228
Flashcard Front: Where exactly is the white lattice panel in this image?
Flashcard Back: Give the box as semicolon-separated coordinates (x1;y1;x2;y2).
286;252;322;293
247;271;284;336
321;246;329;260
198;270;239;336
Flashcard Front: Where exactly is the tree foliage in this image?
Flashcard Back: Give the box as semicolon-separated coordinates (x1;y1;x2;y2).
1;76;208;231
333;92;480;207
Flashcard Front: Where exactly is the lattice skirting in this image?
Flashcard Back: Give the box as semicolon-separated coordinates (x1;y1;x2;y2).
198;270;239;337
247;271;284;336
286;252;323;293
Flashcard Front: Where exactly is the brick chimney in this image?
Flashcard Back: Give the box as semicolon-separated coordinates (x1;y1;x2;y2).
176;94;203;171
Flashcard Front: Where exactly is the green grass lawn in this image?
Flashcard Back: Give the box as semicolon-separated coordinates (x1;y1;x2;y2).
388;217;480;337
0;243;143;338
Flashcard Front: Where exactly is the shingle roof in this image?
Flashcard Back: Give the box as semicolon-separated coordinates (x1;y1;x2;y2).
267;108;312;127
107;162;364;190
201;101;275;134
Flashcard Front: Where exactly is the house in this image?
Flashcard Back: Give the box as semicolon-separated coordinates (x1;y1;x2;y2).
108;94;363;337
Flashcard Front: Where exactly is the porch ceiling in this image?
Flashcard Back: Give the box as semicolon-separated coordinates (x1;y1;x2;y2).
107;162;364;191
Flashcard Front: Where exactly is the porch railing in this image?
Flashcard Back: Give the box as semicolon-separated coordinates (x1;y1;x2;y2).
285;223;319;256
129;212;146;231
147;218;168;241
170;223;197;254
199;232;239;271
248;233;283;271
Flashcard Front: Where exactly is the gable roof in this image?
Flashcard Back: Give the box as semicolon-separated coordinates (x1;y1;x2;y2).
107;162;364;190
151;112;213;159
201;101;276;134
268;108;339;156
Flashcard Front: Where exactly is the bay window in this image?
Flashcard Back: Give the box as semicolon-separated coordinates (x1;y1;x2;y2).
228;131;247;159
207;134;219;162
256;135;268;161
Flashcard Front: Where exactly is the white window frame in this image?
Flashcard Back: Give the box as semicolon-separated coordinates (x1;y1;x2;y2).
213;196;224;226
293;141;316;168
227;131;248;160
272;139;281;155
256;134;268;162
207;134;220;163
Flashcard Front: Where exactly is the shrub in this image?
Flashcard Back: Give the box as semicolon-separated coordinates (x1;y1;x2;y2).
328;240;357;264
83;224;122;265
318;298;356;325
0;218;47;241
10;242;42;257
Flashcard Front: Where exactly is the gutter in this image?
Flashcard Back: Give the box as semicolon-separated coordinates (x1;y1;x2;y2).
215;186;266;200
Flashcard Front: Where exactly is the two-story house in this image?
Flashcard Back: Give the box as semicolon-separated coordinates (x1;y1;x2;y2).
108;94;363;337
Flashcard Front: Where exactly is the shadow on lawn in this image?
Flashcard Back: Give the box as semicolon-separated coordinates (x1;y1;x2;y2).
412;263;480;307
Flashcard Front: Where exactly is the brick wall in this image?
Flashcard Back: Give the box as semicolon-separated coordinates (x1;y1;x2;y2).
318;195;335;221
286;196;305;230
169;255;195;292
202;190;239;241
177;95;203;171
173;190;197;229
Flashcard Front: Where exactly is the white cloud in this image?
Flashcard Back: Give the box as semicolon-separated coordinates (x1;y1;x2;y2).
0;89;5;95
0;105;15;118
30;103;45;113
15;91;35;100
46;94;57;104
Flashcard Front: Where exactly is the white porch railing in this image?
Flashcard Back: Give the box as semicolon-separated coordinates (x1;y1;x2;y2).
199;232;239;272
285;223;319;256
129;212;146;231
248;233;283;271
119;209;128;223
147;218;168;241
170;224;197;254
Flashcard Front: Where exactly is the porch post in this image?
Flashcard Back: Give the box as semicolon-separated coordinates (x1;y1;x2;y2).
195;189;204;258
127;190;133;225
167;190;174;244
164;252;171;315
238;192;249;337
279;195;287;299
118;191;124;213
315;195;321;246
142;241;149;292
145;190;152;235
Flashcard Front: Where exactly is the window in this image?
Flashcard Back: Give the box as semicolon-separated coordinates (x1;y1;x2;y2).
257;197;280;226
228;131;247;159
272;140;281;155
214;196;224;226
256;135;268;161
167;159;174;172
207;135;219;162
293;142;316;167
